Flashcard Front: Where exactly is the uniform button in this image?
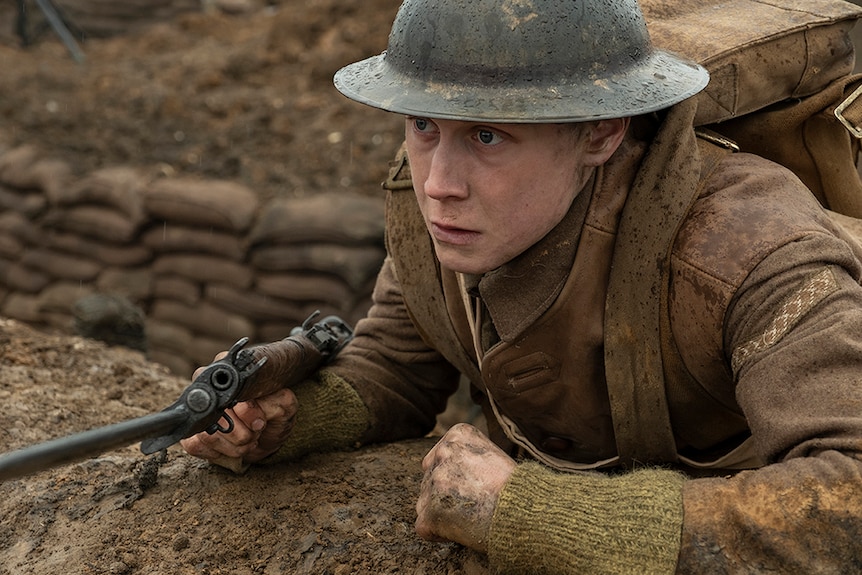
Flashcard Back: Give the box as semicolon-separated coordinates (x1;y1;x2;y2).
540;436;572;453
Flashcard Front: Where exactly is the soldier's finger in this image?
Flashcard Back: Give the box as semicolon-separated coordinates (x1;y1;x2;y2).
231;400;269;433
255;389;299;422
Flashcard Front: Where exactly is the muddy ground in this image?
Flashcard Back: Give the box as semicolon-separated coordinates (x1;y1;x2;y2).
7;1;862;573
0;0;407;203
0;1;488;573
0;318;488;575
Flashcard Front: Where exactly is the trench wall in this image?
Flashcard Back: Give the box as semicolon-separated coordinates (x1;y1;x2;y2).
0;144;386;375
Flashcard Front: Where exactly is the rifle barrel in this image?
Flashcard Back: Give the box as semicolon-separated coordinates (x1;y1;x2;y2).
0;409;187;482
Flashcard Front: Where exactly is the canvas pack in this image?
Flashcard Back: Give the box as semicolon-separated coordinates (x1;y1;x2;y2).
643;0;862;235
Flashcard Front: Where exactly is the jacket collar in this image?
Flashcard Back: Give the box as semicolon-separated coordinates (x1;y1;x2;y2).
462;174;595;343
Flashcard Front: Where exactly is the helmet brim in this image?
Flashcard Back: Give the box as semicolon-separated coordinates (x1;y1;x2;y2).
334;49;709;123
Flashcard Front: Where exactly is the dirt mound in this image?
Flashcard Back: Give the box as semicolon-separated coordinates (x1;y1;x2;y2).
0;0;405;203
0;2;488;573
0;319;488;575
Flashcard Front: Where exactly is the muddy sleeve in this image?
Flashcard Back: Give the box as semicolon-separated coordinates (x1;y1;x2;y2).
490;234;862;574
489;462;686;574
324;256;462;443
677;233;862;572
259;257;460;464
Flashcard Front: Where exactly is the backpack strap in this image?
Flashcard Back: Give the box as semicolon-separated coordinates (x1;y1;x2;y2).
604;99;728;467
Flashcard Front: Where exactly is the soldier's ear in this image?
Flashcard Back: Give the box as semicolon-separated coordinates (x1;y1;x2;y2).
582;117;630;166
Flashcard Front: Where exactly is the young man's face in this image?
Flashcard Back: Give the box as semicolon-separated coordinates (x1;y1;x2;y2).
405;117;596;274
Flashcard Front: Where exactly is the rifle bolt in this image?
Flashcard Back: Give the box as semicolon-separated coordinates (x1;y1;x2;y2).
186;388;213;412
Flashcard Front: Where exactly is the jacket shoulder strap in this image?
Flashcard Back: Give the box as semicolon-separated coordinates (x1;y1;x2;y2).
604;99;727;467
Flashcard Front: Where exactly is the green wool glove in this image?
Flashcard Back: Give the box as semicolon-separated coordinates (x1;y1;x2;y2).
259;369;370;464
489;461;686;575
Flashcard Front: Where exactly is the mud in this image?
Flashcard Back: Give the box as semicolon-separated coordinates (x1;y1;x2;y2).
0;2;488;573
0;318;488;574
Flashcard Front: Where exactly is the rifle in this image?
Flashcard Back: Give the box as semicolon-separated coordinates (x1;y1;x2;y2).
0;312;353;482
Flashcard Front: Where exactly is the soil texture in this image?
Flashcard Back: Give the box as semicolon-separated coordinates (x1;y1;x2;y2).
0;2;488;573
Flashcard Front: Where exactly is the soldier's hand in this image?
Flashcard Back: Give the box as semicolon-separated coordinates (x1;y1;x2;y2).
180;354;298;473
415;423;516;553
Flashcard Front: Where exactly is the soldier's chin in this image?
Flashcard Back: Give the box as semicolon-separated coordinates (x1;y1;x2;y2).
433;245;499;275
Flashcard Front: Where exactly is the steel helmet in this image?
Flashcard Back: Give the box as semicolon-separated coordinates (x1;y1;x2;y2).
334;0;708;122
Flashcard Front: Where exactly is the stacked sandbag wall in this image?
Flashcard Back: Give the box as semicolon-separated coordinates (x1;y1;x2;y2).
0;144;386;376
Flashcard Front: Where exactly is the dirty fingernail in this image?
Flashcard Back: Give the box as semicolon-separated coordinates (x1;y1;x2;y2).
252;419;265;431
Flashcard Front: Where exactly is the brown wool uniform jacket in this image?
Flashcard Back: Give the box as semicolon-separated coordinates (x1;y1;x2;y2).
317;101;862;572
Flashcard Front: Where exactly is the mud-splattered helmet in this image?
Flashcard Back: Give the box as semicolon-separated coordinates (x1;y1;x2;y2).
334;0;708;122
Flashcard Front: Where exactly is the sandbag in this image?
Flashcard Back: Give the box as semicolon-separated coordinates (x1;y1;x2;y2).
204;284;307;321
150;299;254;341
43;205;142;243
248;193;385;246
143;178;259;233
21;248;101;282
141;225;245;260
46;231;153;266
151;254;253;290
49;166;147;224
249;243;385;290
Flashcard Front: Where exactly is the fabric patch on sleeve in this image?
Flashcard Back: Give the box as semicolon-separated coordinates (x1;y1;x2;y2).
731;267;840;374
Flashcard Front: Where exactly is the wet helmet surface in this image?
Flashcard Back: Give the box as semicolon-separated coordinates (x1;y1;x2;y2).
334;0;708;122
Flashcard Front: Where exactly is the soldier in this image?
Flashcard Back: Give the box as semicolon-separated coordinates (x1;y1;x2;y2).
182;0;862;571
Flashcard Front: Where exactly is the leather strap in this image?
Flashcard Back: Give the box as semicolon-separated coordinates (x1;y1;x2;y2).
604;99;726;467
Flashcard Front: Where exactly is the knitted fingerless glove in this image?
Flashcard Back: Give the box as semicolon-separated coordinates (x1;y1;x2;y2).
489;461;686;574
259;368;370;464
